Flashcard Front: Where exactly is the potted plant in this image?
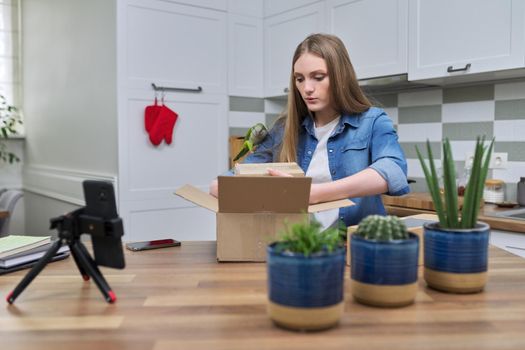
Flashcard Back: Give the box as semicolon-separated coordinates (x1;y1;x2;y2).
0;94;22;164
266;219;345;331
416;137;493;293
350;215;419;307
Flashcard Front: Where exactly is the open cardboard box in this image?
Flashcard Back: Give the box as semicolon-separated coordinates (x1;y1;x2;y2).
346;213;438;266
176;176;354;262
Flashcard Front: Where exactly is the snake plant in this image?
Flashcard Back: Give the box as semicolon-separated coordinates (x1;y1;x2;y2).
416;137;494;229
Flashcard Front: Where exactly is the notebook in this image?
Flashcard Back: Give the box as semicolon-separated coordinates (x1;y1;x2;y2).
0;243;70;268
0;235;51;259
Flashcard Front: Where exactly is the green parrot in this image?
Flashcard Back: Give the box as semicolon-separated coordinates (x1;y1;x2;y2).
233;123;268;161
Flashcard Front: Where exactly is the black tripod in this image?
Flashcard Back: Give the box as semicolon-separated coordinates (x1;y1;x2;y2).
6;208;120;304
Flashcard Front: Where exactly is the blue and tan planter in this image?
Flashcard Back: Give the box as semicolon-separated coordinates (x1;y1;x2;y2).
266;243;345;331
423;221;490;293
350;233;419;307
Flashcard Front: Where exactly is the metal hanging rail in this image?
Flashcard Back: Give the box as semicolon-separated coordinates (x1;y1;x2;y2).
151;83;203;93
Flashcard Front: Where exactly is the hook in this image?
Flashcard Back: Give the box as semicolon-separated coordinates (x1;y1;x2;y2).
161;89;166;105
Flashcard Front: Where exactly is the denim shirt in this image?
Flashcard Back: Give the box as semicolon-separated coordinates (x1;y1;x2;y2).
240;107;409;226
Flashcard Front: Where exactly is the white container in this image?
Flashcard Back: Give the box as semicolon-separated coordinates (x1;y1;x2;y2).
484;179;505;203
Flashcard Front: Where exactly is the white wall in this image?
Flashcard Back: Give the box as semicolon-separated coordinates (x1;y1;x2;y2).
21;0;117;234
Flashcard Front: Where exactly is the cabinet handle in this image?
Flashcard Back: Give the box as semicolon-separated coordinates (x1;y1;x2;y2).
447;63;471;73
151;83;203;93
283;87;289;93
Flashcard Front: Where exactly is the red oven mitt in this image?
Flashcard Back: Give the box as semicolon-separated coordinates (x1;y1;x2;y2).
144;98;161;133
148;104;178;146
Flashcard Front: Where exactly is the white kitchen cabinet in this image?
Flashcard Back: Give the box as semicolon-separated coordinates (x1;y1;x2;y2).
228;13;264;97
264;1;327;97
408;0;525;81
161;0;227;11
125;0;227;94
264;0;321;17
118;0;228;240
328;0;408;80
228;0;263;17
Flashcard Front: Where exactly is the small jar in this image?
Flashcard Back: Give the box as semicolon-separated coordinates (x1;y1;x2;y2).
484;179;505;204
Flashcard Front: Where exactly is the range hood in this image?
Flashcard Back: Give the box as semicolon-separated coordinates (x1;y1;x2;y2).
358;74;436;94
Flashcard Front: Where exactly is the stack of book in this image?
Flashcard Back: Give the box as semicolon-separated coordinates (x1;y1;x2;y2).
0;235;70;275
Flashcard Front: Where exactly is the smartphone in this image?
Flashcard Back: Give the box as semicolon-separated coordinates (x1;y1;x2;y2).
126;239;181;251
83;180;125;269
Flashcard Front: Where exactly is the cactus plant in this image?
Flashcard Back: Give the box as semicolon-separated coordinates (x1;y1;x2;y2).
354;215;408;241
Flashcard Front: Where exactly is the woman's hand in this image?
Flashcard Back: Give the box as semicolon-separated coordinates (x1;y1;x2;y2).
209;179;218;198
267;168;293;177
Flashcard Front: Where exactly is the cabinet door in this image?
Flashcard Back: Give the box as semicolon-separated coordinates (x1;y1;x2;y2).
408;0;525;81
264;1;327;97
329;0;408;79
228;14;264;97
264;0;321;17
117;90;228;241
125;0;227;94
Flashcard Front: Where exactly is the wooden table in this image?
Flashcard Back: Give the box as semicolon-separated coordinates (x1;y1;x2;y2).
0;211;8;219
1;241;525;350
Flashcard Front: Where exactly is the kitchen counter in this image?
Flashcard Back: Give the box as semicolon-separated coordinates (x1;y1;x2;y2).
1;241;525;349
383;193;525;233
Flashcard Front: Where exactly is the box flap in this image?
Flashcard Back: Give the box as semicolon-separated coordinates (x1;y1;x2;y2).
174;185;218;213
234;162;305;177
218;176;311;213
308;198;354;213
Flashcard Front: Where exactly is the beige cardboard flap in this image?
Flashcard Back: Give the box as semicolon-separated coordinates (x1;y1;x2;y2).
174;185;218;213
218;176;311;213
234;162;305;177
308;198;354;213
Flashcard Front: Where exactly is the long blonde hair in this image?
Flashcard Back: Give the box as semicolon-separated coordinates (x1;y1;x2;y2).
279;33;372;162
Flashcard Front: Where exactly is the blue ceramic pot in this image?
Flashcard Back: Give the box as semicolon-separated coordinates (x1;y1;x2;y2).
350;233;419;307
266;243;345;331
423;221;490;293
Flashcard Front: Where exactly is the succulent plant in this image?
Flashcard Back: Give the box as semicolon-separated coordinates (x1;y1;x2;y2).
355;215;408;241
275;218;343;257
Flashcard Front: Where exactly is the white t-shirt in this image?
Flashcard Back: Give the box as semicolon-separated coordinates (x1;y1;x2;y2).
306;116;341;231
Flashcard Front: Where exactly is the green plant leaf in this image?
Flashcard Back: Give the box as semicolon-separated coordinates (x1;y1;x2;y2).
442;138;459;228
416;142;446;226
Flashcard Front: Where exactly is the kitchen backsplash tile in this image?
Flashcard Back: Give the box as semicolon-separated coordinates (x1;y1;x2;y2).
397;122;442;142
442;100;495;122
398;89;442;107
443;121;493;140
443;84;494;103
398;105;441;123
494;120;525;141
495;99;525;120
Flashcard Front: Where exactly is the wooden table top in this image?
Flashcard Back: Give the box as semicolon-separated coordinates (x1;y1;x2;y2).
1;241;525;350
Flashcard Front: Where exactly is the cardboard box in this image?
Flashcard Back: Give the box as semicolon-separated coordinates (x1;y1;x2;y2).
346;214;438;266
234;162;304;177
176;176;354;262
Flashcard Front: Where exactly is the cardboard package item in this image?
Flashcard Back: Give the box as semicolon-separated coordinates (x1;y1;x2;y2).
176;176;354;262
234;162;304;177
346;214;438;266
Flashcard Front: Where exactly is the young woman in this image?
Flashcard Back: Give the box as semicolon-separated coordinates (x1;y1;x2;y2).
211;33;409;228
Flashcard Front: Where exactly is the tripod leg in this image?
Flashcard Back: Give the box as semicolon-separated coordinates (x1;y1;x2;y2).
70;246;90;281
6;240;62;304
70;241;116;303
